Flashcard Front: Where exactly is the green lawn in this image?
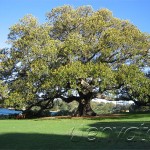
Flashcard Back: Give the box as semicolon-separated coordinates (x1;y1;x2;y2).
0;113;150;150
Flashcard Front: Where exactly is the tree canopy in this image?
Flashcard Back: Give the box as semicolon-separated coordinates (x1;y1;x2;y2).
0;5;150;116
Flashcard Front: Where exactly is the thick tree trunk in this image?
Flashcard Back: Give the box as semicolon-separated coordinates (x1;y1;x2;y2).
75;99;96;117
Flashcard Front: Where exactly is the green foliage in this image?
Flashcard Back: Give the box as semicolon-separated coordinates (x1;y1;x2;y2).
0;81;8;101
117;64;150;102
51;99;78;116
129;104;150;113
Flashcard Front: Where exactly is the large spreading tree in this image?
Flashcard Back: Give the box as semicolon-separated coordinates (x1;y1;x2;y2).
1;6;150;116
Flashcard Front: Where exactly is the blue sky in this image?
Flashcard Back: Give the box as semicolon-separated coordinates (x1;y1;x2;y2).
0;0;150;48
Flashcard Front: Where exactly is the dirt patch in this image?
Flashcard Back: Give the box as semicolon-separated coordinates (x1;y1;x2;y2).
39;114;126;120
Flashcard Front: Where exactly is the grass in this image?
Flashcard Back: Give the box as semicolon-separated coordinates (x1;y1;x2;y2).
0;113;150;150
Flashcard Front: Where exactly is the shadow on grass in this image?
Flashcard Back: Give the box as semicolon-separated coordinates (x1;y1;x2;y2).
78;121;150;150
0;132;112;150
82;112;150;121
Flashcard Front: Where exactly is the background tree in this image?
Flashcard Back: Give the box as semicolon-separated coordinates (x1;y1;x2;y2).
0;48;9;105
1;6;150;116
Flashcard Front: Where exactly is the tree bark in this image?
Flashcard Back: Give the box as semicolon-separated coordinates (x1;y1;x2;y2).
75;99;96;116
